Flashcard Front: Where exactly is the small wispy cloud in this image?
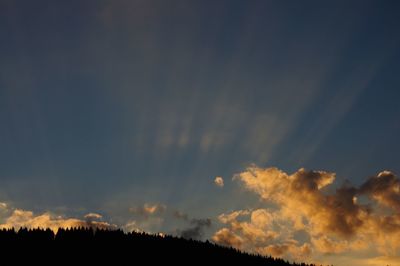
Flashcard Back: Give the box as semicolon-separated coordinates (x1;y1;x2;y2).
124;203;170;233
214;176;224;187
173;210;189;221
84;213;103;220
129;203;166;218
174;211;212;240
180;218;212;240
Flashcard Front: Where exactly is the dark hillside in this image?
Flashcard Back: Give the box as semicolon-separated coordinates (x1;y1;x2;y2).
0;228;317;265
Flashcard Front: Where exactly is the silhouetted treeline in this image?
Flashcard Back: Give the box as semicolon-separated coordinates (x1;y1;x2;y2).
0;228;319;265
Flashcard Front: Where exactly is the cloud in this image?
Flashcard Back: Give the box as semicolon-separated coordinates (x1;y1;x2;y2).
84;213;102;220
0;202;8;217
311;235;349;254
180;218;211;240
213;208;304;259
263;241;312;259
0;207;115;232
213;166;400;264
214;176;224;187
123;217;165;233
173;210;212;240
218;209;250;224
234;167;369;238
83;212;108;228
123;220;142;233
173;210;189;221
129;203;166;218
213;228;243;248
359;170;400;210
356;255;400;266
124;203;167;233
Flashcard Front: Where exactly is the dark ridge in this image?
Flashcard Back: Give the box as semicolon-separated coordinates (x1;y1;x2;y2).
0;227;320;265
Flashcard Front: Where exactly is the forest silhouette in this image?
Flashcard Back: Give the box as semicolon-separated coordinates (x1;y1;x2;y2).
0;227;320;265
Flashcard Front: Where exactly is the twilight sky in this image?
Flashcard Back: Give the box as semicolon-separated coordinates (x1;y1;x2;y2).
1;1;400;265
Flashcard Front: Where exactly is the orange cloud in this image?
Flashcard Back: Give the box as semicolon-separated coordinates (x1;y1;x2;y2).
129;203;166;217
124;203;167;233
263;241;312;259
311;235;349;254
0;208;114;232
84;213;103;220
213;166;400;265
213;208;311;261
235;167;367;238
359;170;400;210
214;176;224;187
212;228;243;248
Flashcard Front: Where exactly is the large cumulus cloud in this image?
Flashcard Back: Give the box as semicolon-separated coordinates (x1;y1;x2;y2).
212;166;400;263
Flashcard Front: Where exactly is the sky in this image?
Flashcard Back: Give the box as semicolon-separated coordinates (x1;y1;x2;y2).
1;0;400;265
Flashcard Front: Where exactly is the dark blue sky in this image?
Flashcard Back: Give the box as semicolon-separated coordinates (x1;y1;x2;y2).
1;0;400;229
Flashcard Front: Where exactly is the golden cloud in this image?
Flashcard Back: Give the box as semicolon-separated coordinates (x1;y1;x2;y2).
213;208;312;261
129;203;166;217
84;213;103;220
359;170;400;210
213;166;400;264
214;176;224;187
124;203;167;233
0;206;114;232
212;228;243;248
263;241;312;259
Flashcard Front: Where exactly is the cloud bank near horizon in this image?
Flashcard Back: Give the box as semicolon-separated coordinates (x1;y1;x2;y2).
0;203;115;232
1;166;400;265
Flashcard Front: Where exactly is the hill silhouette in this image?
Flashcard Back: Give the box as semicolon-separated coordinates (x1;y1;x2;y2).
0;227;318;265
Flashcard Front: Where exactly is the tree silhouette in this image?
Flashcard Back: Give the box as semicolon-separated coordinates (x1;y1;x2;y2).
0;227;322;265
